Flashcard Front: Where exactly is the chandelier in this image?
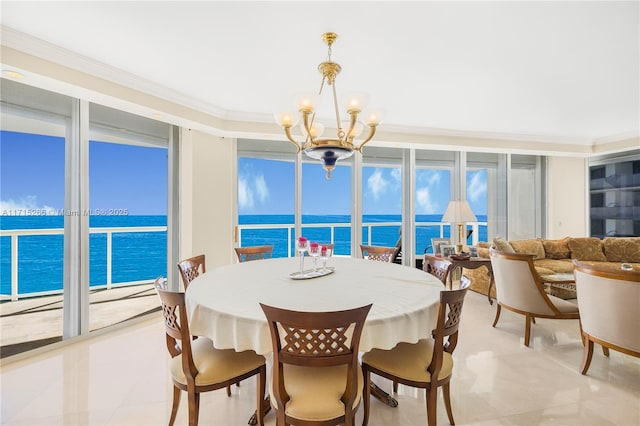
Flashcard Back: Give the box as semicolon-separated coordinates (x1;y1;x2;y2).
274;32;384;179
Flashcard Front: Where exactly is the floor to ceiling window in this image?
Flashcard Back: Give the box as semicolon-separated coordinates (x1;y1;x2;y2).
236;140;296;257
302;160;353;255
509;154;543;240
362;147;402;252
1;80;71;356
87;103;170;331
0;79;173;357
415;150;454;254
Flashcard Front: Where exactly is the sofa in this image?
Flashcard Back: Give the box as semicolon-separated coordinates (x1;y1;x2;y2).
465;237;640;300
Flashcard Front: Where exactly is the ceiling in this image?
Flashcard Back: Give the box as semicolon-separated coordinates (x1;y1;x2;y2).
1;1;639;147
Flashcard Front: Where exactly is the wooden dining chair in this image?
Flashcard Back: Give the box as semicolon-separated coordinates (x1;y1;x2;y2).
234;245;274;262
573;261;640;375
425;257;453;286
177;254;206;290
153;277;267;426
361;280;470;426
260;303;372;426
360;244;399;263
490;248;580;347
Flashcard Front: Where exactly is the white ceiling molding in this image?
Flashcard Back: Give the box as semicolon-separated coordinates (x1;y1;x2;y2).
1;26;228;120
1;0;638;154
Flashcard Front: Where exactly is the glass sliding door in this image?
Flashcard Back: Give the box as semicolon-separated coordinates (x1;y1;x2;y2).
0;79;72;356
302;159;352;256
415;150;454;255
87;103;170;332
362;147;402;254
509;155;540;240
237;139;296;257
468;152;501;242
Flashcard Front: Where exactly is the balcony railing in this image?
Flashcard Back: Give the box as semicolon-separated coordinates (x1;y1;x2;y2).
237;220;485;257
0;226;167;301
2;220;486;301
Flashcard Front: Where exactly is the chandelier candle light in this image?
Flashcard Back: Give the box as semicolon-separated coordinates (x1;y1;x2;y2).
274;32;384;179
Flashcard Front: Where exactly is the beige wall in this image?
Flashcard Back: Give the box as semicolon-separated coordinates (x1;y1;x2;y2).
180;129;236;268
546;156;589;238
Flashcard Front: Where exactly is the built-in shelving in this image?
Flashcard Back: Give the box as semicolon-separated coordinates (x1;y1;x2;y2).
589;158;640;238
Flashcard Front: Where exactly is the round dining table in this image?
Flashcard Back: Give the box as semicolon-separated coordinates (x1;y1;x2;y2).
185;256;443;355
185;256;444;421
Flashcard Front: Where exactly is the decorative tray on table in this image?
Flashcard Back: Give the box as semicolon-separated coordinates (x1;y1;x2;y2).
449;254;471;261
289;267;335;280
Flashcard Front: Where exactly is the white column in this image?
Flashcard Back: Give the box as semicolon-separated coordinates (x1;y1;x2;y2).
63;99;90;339
402;149;416;267
351;155;363;258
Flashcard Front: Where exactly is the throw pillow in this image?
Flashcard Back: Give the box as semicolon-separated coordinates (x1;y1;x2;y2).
568;237;607;261
493;236;515;253
541;238;571;259
603;237;640;263
510;239;546;260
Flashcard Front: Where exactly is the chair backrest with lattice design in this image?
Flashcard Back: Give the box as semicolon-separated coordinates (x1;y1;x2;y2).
360;244;399;263
234;245;274;262
428;285;469;381
153;277;197;378
260;303;371;416
177;254;206;291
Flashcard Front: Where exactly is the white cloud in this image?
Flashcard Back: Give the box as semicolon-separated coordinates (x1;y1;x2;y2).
0;196;59;215
367;169;389;200
428;172;441;186
254;175;269;203
238;173;270;211
416;187;438;214
390;168;401;184
237;178;253;210
467;171;487;202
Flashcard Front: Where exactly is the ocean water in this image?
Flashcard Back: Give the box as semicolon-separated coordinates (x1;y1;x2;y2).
0;216;167;296
1;214;486;296
239;214;488;258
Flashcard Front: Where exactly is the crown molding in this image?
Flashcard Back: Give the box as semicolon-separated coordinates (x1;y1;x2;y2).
2;26;637;150
0;26;228;119
592;130;640;145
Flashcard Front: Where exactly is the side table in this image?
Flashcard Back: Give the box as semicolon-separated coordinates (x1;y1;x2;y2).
424;254;495;305
539;273;576;298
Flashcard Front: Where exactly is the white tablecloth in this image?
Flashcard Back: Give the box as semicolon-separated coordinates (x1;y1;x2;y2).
185;256;443;355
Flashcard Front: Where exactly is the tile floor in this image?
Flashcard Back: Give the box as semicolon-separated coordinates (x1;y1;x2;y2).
1;291;639;425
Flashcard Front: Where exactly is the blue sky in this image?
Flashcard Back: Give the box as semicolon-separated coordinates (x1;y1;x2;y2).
238;157;488;216
1;130;487;218
1;131;167;215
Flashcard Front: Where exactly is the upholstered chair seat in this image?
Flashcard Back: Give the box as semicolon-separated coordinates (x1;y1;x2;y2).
362;339;453;383
269;364;364;421
170;338;265;387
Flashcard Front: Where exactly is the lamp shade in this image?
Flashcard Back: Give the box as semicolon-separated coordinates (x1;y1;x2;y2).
442;200;477;223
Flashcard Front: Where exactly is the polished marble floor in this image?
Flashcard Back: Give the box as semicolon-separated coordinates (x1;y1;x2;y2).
1;290;638;425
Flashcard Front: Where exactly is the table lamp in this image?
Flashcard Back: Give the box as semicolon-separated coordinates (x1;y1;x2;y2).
442;200;477;253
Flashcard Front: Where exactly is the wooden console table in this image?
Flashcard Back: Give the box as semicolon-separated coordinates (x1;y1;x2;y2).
424;254;495;304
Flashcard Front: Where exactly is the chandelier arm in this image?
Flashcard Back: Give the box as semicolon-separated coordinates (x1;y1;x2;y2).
301;111;315;147
283;126;302;152
356;125;378;152
345;110;359;144
331;82;343;137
